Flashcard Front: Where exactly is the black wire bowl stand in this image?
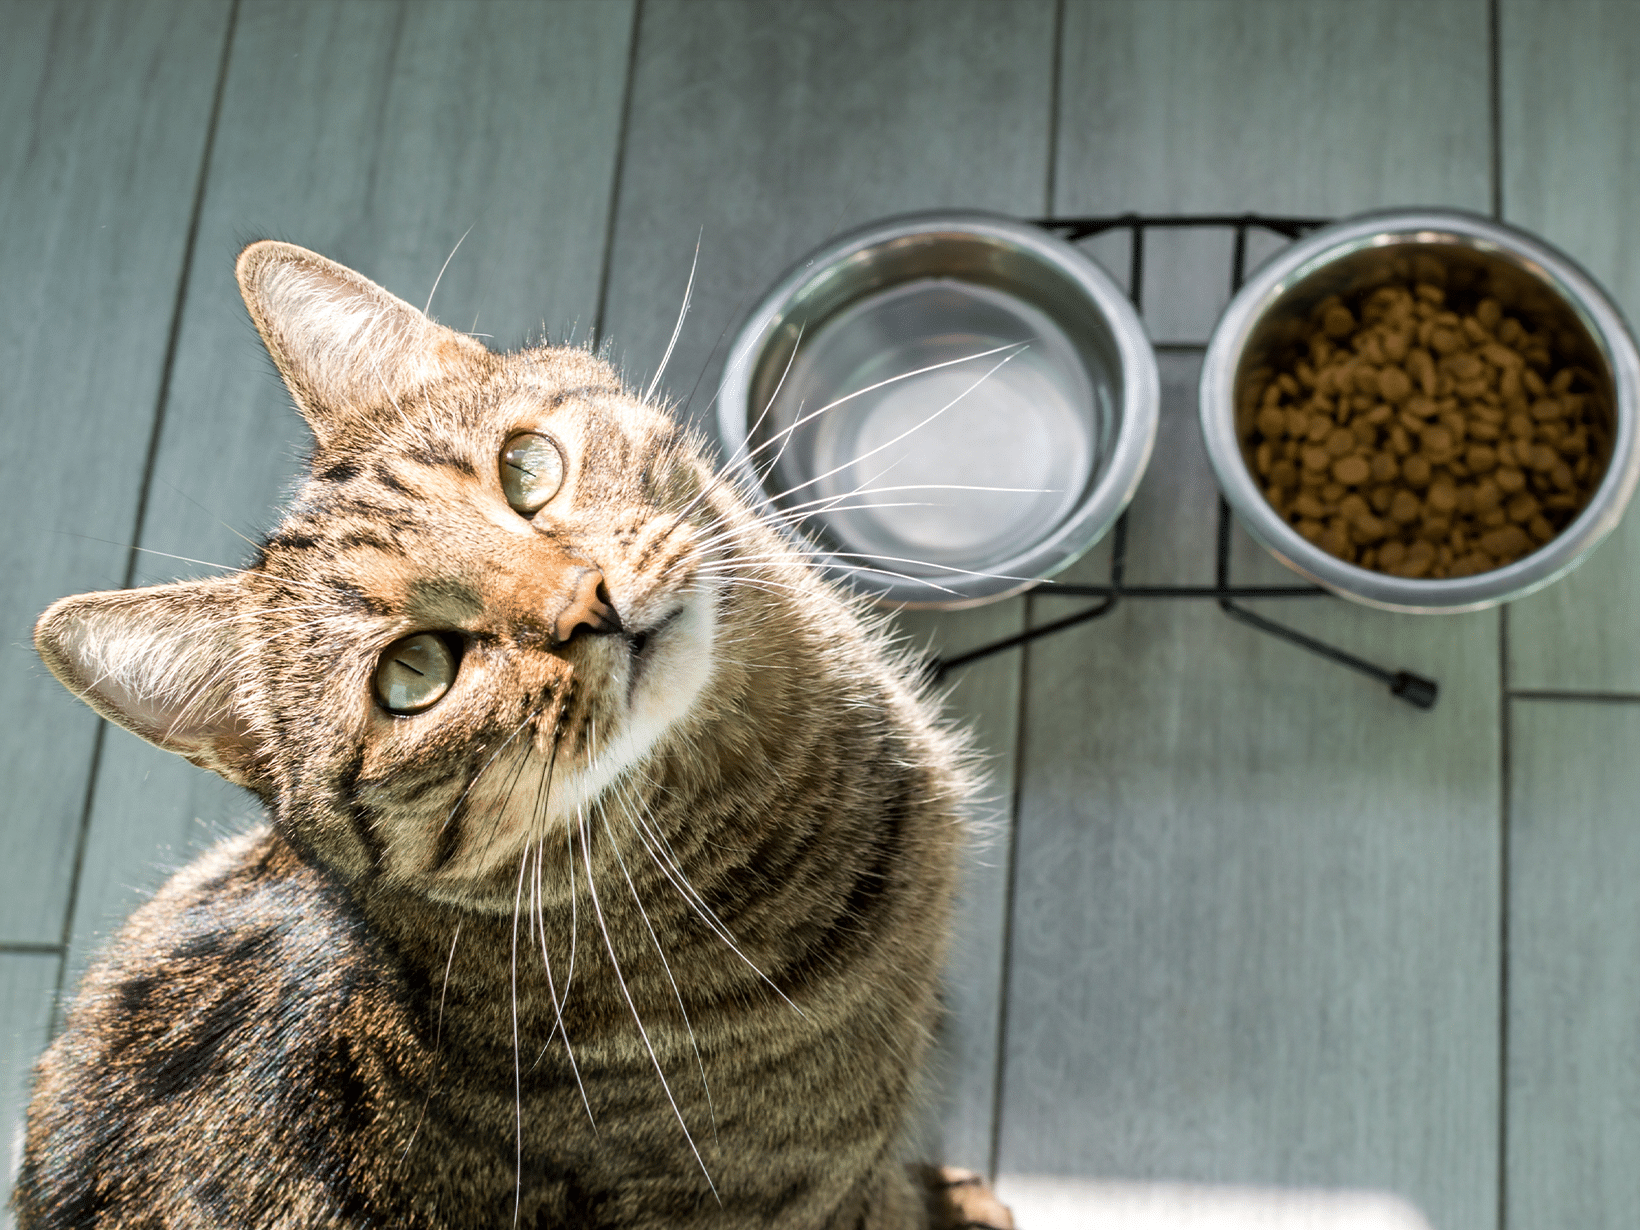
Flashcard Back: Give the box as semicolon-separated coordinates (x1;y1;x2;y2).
922;213;1441;711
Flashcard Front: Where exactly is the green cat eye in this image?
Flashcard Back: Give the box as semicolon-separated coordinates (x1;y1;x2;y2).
500;432;565;514
374;633;457;715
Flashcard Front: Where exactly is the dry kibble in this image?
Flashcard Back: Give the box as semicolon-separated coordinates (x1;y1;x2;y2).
1378;367;1412;403
1389;489;1422;523
1293;492;1326;520
1422;426;1456;462
1407;349;1437;396
1332;455;1371;486
1507;492;1541;523
1241;276;1609;580
1480;525;1531;558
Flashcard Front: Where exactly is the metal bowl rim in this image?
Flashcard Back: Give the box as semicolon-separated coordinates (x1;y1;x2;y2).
1199;206;1640;613
716;209;1160;606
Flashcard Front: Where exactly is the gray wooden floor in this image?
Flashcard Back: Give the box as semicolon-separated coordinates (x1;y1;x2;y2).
4;3;1639;1227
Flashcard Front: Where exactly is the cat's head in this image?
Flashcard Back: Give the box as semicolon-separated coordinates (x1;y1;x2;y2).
37;242;810;909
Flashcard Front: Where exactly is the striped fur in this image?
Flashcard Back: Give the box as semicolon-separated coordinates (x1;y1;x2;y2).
15;243;1008;1229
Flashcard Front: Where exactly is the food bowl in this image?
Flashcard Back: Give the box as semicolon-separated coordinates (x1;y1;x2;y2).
716;211;1158;607
1200;207;1640;612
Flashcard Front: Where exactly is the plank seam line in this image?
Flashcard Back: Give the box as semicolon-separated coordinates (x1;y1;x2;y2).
592;0;643;352
1508;690;1640;704
50;0;241;1034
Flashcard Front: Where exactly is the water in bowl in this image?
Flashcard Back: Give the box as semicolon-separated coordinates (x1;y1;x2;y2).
760;278;1103;584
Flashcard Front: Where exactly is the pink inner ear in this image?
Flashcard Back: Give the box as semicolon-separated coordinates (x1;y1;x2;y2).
36;581;259;781
237;241;485;438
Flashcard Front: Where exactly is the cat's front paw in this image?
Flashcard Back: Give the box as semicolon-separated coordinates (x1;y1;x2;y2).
924;1166;1015;1230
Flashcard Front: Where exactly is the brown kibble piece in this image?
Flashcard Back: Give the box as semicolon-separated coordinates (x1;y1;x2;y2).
1495;466;1526;493
1466;444;1497;473
1389;489;1422;523
1332;455;1371;486
1407;349;1437;396
1323;304;1355;338
1422;425;1455;462
1403;454;1433;487
1325;428;1355;458
1377;367;1412;403
1527;443;1558;472
1320;523;1351;557
1394;540;1437;578
1257;406;1286;438
1302;446;1330;472
1427;479;1458;514
1507;492;1541;523
1480;525;1531;558
1430;328;1463;355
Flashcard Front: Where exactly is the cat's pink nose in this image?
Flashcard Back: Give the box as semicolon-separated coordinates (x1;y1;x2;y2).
553;568;622;644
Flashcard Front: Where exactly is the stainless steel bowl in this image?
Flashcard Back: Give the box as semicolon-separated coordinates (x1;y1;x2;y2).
1200;207;1640;613
716;211;1158;607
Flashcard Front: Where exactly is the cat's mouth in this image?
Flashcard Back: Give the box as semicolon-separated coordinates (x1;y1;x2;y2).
626;605;683;686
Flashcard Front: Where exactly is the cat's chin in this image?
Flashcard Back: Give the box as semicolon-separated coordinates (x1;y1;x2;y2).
553;585;717;814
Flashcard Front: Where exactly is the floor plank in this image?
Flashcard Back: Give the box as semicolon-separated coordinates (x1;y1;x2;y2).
599;0;1058;1168
0;0;229;946
1497;0;1640;692
61;0;636;994
1;953;59;1227
599;0;1059;446
1001;596;1500;1229
1056;0;1492;218
1506;699;1640;1230
1001;6;1502;1226
893;602;1026;1171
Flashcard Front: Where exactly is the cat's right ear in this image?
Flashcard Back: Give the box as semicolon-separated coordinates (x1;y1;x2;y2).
235;240;486;446
35;579;262;787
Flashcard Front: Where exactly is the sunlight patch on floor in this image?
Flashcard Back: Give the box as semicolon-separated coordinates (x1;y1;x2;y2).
994;1175;1435;1230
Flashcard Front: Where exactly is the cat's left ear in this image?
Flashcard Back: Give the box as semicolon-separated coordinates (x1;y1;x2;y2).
235;240;488;446
35;578;263;787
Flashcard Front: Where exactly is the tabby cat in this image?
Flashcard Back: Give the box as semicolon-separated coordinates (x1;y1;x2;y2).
14;241;1014;1229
